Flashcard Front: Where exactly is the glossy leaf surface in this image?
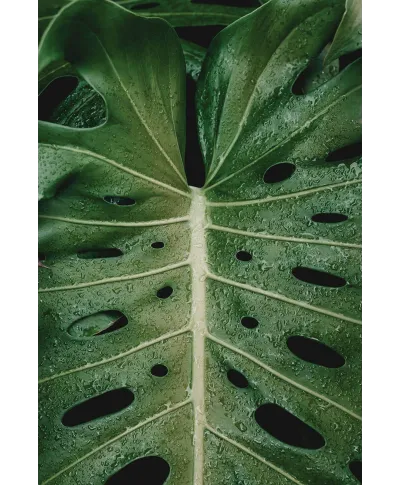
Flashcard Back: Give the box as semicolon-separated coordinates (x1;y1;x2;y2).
39;1;361;484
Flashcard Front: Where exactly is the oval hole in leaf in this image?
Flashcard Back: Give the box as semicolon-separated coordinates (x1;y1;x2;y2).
151;241;165;249
263;163;296;183
68;311;128;338
236;251;252;262
255;403;325;449
130;2;160;10
151;364;168;377
62;388;134;427
241;316;259;329
349;460;362;482
103;196;136;206
157;286;173;299
326;142;362;162
311;212;348;223
105;456;170;485
227;369;249;388
77;248;123;259
287;336;345;368
39;76;78;122
292;267;346;288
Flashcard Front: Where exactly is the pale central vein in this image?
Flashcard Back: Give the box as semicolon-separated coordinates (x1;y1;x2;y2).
189;187;208;485
39;143;190;198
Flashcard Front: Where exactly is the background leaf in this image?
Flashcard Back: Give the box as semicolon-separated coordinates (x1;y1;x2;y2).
324;0;362;64
39;0;261;39
39;0;361;484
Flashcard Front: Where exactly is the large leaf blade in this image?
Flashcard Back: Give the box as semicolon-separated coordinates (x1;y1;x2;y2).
39;1;361;484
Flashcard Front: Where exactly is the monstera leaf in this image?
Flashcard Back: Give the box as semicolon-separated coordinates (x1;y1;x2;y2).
39;0;361;484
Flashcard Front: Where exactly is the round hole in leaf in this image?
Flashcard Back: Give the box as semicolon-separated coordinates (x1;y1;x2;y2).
255;403;325;449
349;460;362;482
157;286;173;299
227;369;249;388
263;163;296;183
151;241;165;249
241;316;259;329
236;251;252;262
151;364;168;377
103;195;136;206
292;266;346;288
62;388;134;427
311;212;348;223
287;336;345;368
105;456;170;485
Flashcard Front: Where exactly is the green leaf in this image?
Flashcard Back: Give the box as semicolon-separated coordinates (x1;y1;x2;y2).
324;0;362;64
39;0;258;39
39;1;361;484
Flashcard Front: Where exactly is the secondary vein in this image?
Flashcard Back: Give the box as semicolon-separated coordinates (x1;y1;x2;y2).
208;224;361;249
38;260;189;293
39;327;190;384
39;214;190;227
39;143;191;198
206;425;306;485
207;273;361;325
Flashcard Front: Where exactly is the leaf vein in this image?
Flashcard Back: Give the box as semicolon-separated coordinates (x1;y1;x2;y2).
207;273;361;324
205;85;361;191
205;425;306;485
206;179;362;206
38;260;190;293
39;143;191;198
39;327;191;384
208;224;361;249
